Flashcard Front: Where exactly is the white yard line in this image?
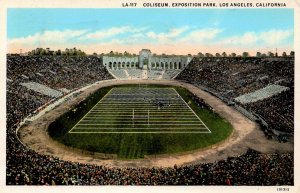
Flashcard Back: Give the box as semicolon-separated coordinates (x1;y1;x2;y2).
70;87;211;134
76;124;204;126
172;88;212;133
70;131;210;133
89;112;193;114
82;115;197;117
82;118;199;120
90;109;191;111
92;106;186;108
81;119;199;123
68;88;114;133
73;128;207;130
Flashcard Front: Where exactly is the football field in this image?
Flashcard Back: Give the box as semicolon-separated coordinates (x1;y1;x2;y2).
69;87;211;133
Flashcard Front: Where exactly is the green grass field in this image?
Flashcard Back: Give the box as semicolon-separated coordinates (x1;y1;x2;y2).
48;84;233;159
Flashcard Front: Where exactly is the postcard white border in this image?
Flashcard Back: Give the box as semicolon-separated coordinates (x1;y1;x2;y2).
0;0;298;193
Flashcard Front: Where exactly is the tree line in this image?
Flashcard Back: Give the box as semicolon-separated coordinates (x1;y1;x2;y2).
27;48;86;56
99;50;295;58
24;48;295;58
197;51;294;58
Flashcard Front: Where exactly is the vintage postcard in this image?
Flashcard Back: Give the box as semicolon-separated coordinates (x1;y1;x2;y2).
0;0;298;193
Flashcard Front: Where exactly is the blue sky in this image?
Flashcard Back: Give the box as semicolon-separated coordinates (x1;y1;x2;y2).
7;9;294;55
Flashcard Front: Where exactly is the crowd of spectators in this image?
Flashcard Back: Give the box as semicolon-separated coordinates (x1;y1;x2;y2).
190;93;214;111
6;146;294;185
7;55;112;90
176;57;294;134
241;88;294;134
7;55;113;129
6;55;293;185
177;57;293;98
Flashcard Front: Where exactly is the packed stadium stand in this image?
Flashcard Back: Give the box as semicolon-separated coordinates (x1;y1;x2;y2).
6;55;294;185
7;56;113;131
176;57;294;137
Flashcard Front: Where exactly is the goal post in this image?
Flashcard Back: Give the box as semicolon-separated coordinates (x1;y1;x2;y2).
132;108;134;127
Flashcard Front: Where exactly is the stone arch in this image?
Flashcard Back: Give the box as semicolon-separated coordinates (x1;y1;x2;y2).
151;62;155;69
109;62;112;69
118;62;121;69
126;62;130;68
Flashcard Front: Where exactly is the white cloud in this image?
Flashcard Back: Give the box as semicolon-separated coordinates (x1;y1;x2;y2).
146;26;190;42
8;26;293;55
81;26;148;40
220;29;293;47
220;32;258;46
259;29;293;45
130;33;145;39
179;28;222;43
9;29;88;46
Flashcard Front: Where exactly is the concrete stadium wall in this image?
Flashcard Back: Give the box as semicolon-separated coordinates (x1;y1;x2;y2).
102;49;192;70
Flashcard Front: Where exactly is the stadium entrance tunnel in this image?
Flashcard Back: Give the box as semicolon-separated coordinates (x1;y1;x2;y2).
47;84;233;159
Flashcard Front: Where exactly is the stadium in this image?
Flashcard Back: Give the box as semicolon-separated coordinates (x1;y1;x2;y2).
6;48;294;185
5;7;295;187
